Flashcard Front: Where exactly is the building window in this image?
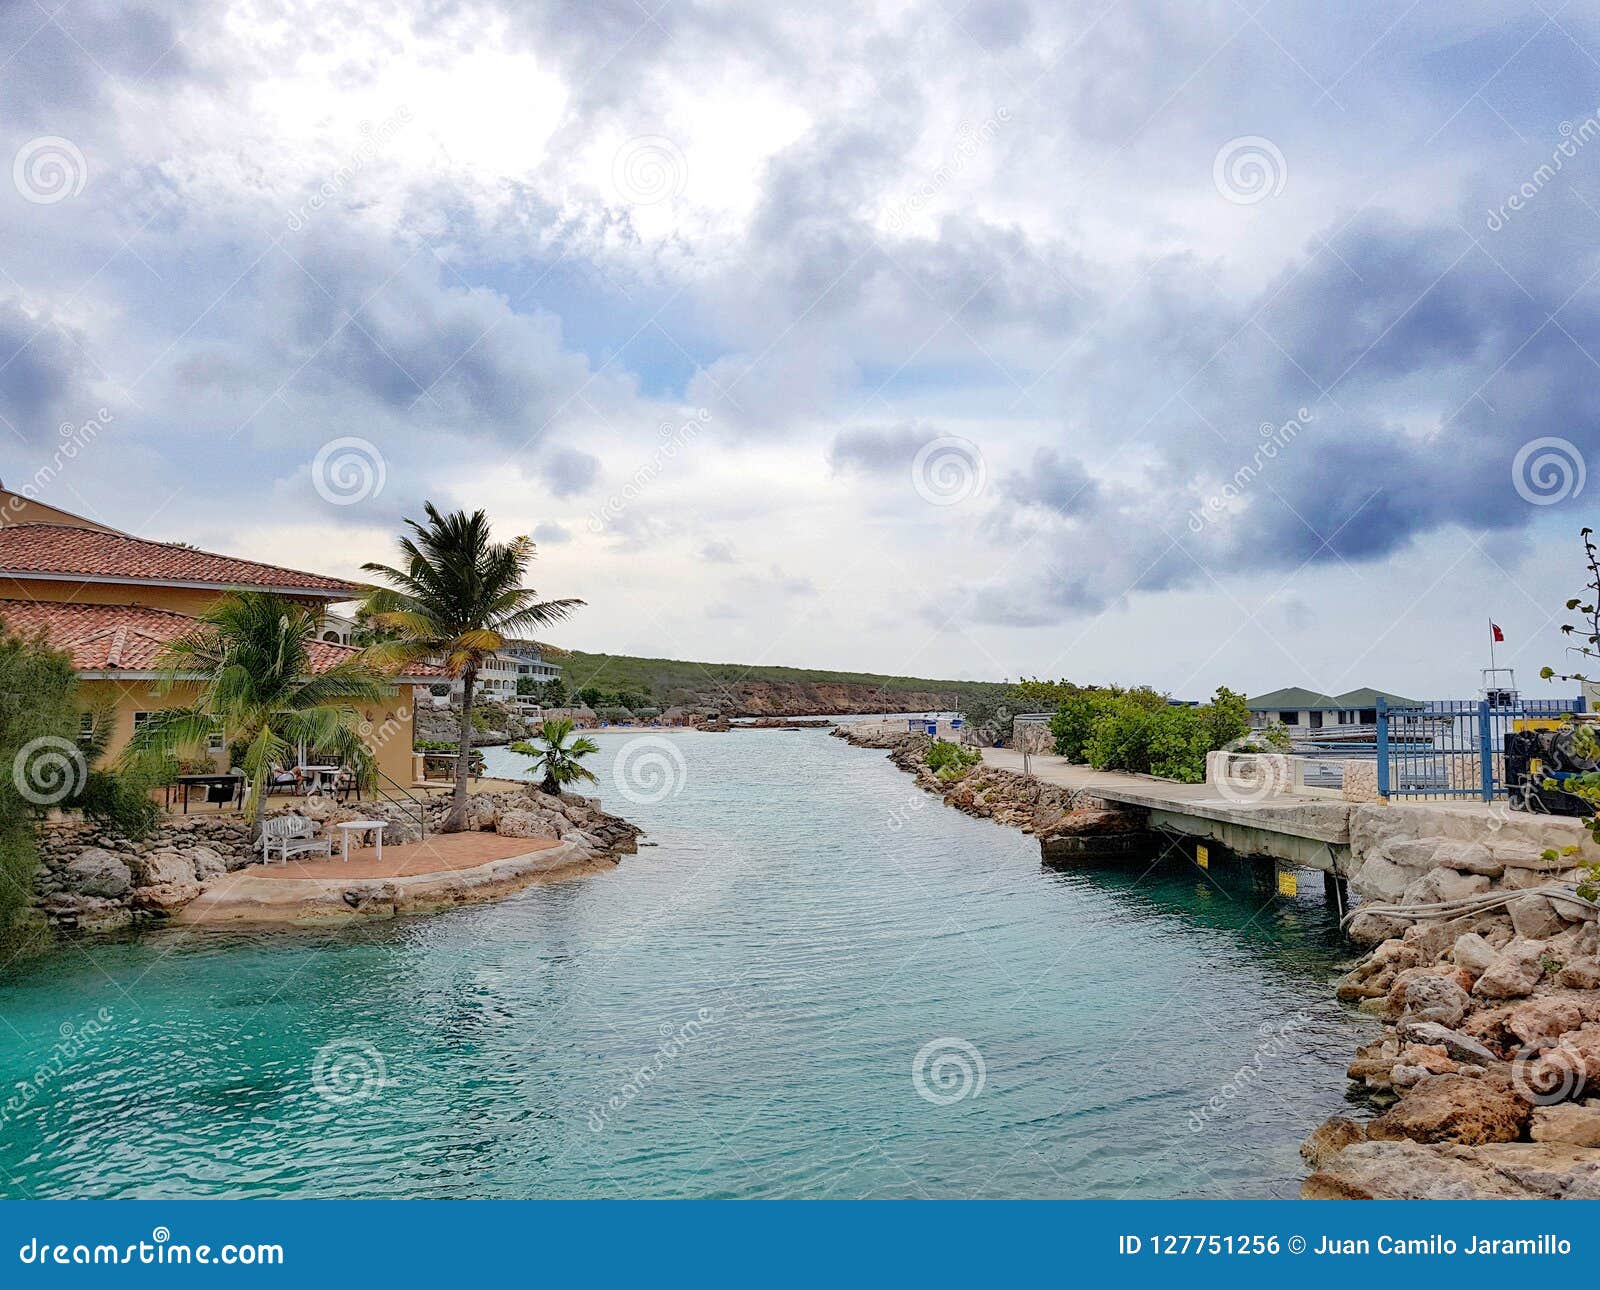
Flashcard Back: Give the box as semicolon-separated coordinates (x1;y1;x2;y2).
1280;711;1299;725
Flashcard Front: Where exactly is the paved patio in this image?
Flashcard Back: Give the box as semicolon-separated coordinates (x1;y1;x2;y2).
252;831;557;880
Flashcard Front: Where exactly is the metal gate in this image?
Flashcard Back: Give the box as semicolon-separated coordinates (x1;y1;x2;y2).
1375;696;1583;801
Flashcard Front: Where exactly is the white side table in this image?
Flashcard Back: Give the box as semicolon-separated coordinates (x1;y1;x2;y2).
336;819;387;863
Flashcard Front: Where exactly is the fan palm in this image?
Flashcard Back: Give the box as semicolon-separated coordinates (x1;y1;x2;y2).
510;719;599;796
121;591;391;823
361;503;582;831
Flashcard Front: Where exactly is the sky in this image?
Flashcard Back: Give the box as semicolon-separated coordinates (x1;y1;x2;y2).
5;0;1600;700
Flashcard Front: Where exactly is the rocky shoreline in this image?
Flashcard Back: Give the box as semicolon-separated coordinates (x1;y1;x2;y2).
32;784;642;935
833;723;1600;1198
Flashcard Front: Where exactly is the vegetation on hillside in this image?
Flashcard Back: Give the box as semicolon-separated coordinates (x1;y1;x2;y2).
557;649;1006;711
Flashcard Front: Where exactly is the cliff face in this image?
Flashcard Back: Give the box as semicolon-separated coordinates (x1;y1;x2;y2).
700;681;962;717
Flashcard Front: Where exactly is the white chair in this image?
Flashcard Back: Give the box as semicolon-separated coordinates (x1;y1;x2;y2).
257;815;333;865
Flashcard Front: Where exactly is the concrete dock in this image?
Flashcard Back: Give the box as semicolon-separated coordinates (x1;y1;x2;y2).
979;747;1533;875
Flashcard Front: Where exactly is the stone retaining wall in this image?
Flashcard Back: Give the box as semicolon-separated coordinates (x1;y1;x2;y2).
32;787;641;935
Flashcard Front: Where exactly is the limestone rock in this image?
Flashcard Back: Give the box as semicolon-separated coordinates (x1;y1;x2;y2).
132;851;197;887
62;848;132;898
1302;1139;1600;1199
1473;938;1547;999
1428;841;1503;877
1393;1042;1459;1087
1347;910;1410;945
1507;998;1585;1050
1391;972;1471;1027
1403;866;1491;906
190;846;228;881
1350;856;1415;903
1530;1102;1600;1148
494;810;559;841
1396;1019;1498;1065
1367;1072;1530;1145
1453;932;1497;975
1558;958;1600;990
1509;894;1568;942
1299;1117;1367;1168
132;881;201;915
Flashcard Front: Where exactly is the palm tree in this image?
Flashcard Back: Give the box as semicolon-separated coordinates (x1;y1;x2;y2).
361;503;582;831
121;591;391;823
510;719;599;796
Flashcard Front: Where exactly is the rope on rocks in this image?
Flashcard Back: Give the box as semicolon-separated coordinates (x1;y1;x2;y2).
1341;883;1600;928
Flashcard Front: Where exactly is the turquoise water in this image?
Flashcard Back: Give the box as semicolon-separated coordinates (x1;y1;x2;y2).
0;731;1371;1199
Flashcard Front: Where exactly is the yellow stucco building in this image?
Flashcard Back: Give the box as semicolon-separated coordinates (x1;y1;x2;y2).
0;488;437;790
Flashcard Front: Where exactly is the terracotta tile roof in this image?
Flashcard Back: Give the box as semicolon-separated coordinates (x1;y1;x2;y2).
0;524;362;597
0;600;446;680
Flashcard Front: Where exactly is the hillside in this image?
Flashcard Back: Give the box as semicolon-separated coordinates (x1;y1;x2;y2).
556;650;1005;717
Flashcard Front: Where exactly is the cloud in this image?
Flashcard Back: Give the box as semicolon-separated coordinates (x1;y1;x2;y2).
538;448;601;498
828;424;929;477
0;299;94;439
532;521;572;544
699;538;737;563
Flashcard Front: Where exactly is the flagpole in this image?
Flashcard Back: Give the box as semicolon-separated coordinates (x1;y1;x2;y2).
1489;619;1496;674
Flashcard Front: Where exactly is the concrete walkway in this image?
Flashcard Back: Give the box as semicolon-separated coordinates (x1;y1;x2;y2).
980;746;1587;874
982;747;1357;869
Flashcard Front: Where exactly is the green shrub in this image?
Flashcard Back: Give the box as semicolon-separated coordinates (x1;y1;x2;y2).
1068;686;1258;783
0;626;79;960
926;739;981;780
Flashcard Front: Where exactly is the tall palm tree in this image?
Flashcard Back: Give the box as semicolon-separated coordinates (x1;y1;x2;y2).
361;503;582;832
122;591;391;823
511;719;599;796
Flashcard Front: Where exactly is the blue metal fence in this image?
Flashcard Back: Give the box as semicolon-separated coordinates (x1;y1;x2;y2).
1375;696;1586;800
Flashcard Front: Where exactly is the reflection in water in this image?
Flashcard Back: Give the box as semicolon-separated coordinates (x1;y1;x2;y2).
0;730;1371;1198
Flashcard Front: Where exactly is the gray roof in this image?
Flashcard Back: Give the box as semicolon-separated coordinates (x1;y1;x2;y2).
1246;685;1423;711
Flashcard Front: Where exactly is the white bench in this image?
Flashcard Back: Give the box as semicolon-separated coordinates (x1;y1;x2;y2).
257;815;333;865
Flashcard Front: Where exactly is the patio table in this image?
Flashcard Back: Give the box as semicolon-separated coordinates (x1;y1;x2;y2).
335;819;388;863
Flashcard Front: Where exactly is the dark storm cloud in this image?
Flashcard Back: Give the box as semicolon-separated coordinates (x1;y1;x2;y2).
0;300;93;439
539;447;600;498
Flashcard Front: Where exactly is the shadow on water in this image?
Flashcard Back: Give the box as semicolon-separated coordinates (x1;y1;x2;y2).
1040;842;1360;977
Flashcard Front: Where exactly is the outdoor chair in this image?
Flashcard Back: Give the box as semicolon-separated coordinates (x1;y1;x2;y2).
334;767;362;804
257;815;333;865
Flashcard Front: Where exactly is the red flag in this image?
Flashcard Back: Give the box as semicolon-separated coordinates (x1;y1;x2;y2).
1491;622;1505;643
